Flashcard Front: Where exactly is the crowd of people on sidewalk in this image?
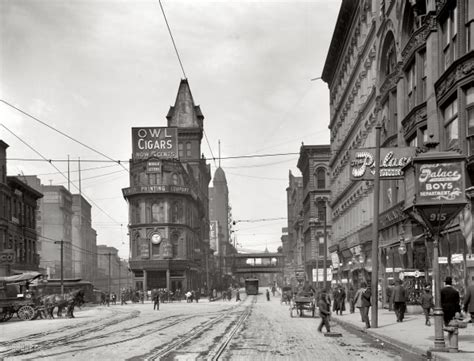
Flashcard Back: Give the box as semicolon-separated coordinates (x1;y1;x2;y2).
311;275;474;334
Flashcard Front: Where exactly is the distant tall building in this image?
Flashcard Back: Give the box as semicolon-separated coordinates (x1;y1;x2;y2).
0;141;43;277
24;176;74;278
209;166;231;277
123;79;211;293
72;194;97;283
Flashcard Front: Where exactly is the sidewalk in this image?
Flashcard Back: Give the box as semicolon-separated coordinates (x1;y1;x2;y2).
331;309;474;360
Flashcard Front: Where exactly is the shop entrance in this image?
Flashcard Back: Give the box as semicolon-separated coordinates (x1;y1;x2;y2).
147;271;167;290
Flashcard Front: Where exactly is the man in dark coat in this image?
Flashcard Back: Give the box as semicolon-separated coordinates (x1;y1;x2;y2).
153;289;160;310
464;281;474;322
333;285;346;315
441;276;460;326
361;284;371;329
391;279;407;322
317;291;331;333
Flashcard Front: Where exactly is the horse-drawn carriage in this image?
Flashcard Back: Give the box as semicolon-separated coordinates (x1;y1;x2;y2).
0;272;42;322
289;291;316;317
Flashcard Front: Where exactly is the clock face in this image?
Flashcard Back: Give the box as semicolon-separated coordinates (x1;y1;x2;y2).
151;233;162;245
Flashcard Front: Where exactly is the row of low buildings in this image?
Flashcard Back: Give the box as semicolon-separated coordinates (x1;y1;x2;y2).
284;0;474;302
0;141;131;294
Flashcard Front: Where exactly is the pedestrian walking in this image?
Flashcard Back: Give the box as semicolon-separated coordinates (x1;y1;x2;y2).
420;286;434;326
441;276;461;326
317;291;331;333
235;289;241;301
463;281;474;322
386;281;394;311
354;282;367;322
266;289;270;301
153;289;160;310
347;286;355;314
360;283;371;329
271;285;276;297
333;285;346;315
391;279;407;322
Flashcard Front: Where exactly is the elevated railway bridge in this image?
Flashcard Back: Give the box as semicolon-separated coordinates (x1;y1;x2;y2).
226;252;285;287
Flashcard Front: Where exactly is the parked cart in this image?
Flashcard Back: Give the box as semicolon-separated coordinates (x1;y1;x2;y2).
0;272;42;322
290;291;316;317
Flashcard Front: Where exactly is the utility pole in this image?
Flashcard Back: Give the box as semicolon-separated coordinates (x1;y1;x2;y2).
54;240;64;296
118;259;121;298
323;201;328;291
108;252;111;297
371;124;382;328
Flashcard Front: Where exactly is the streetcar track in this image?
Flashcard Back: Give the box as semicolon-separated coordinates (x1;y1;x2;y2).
1;309;226;359
137;296;256;361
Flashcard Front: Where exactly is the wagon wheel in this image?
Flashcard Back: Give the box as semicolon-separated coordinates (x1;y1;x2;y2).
17;305;36;321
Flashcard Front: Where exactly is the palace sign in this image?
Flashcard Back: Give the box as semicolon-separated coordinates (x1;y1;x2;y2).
403;152;467;233
350;147;415;180
132;127;178;160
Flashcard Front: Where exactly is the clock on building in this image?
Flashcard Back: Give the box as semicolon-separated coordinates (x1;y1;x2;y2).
151;233;162;245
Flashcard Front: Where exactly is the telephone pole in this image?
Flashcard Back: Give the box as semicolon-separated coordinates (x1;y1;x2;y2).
108;252;111;296
54;240;64;296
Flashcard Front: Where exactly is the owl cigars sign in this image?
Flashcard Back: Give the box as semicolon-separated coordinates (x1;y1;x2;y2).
349;147;415;180
132;127;178;160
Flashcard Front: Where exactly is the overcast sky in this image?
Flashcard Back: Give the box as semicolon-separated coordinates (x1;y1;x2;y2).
0;0;340;258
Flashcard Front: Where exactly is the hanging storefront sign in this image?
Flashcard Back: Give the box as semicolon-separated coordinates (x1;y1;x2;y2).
210;220;218;252
132;127;178;160
146;160;162;173
350;147;415;180
162;240;173;259
331;252;340;269
403;152;467;234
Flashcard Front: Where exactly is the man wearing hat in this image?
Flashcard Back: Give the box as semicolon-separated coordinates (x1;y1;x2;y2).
440;276;461;326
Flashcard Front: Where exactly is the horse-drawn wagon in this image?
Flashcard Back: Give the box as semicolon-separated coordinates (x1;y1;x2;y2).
0;272;42;322
289;291;316;317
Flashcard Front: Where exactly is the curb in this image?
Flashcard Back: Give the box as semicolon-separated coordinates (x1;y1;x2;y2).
332;317;451;361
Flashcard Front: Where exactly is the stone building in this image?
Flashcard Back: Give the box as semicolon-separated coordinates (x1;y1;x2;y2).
322;0;474;296
284;171;303;284
296;145;332;289
209;166;232;286
0;141;42;276
123;79;211;293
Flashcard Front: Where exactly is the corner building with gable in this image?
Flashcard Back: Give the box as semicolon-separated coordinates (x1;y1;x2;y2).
123;80;211;294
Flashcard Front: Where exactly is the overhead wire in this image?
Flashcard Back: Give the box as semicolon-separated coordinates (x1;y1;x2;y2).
0;99;129;173
158;0;187;79
1;123;123;227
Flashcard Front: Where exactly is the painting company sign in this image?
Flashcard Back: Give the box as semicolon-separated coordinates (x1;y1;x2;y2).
132;127;178;160
416;162;464;204
350;147;415;180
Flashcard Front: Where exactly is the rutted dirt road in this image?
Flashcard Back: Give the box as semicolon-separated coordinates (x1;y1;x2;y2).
0;291;419;360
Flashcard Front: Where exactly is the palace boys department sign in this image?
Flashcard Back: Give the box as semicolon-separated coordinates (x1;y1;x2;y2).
132;127;178;160
349;147;415;180
404;153;467;233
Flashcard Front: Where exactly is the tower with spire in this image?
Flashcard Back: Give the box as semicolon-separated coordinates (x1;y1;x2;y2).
123;79;211;294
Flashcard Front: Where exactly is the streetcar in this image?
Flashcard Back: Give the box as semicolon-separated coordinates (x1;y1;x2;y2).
244;278;259;295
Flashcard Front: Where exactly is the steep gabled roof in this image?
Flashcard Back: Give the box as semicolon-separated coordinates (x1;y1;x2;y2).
166;79;204;128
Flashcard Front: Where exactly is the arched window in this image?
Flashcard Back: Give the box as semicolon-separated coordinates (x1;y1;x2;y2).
171;232;179;258
178;142;184;158
172;173;179;185
316;167;326;189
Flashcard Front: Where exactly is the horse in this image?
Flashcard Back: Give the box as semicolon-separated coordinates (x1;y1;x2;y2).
40;289;85;319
